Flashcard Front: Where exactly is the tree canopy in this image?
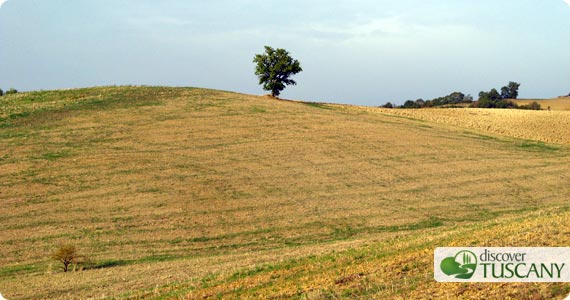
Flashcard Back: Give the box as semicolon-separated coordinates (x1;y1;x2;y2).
475;82;521;108
500;82;521;99
253;46;302;97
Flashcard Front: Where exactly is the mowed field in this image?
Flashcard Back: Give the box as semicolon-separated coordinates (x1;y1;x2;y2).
1;87;570;300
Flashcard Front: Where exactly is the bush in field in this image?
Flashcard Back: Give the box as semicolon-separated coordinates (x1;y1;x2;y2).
5;88;18;95
0;88;3;96
518;101;542;110
51;245;88;272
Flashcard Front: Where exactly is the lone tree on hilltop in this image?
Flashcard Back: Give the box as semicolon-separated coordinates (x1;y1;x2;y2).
253;46;302;98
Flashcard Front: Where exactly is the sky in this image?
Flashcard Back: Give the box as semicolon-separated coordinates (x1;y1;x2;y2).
0;0;569;105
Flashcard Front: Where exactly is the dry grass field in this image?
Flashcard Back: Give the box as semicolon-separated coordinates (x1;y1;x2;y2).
1;87;570;299
353;106;570;145
513;97;570;111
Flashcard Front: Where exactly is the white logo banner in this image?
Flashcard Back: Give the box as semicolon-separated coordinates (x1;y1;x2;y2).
435;247;570;282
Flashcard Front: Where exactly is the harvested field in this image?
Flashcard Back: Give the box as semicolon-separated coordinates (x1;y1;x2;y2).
348;106;570;145
514;97;570;111
1;87;570;299
176;207;570;300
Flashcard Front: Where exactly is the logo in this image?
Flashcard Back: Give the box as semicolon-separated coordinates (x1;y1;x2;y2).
435;247;570;282
440;250;477;279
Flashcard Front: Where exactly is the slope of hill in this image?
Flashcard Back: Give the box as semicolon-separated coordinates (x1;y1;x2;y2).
151;207;570;300
1;87;570;300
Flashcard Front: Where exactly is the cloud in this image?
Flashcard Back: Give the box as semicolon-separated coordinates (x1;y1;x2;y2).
127;16;193;28
307;16;406;40
301;16;480;47
0;0;7;8
564;0;570;7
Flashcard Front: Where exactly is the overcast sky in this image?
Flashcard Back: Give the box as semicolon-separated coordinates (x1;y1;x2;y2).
0;0;569;105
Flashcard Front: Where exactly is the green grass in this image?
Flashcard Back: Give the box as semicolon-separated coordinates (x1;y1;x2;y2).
302;102;334;110
0;86;173;128
519;141;559;152
250;106;267;113
0;264;41;278
39;150;72;161
462;131;501;141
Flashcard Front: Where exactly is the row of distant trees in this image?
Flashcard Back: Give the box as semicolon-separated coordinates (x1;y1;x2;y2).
382;81;541;110
475;82;520;108
386;91;474;109
0;87;18;96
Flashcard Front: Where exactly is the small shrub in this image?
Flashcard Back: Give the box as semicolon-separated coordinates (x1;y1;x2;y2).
499;100;516;108
518;101;542;110
0;88;3;96
5;88;18;95
51;244;88;272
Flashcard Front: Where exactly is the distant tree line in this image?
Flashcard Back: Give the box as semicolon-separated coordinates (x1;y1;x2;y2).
382;91;474;109
472;82;520;108
0;87;18;96
398;92;474;109
382;81;541;110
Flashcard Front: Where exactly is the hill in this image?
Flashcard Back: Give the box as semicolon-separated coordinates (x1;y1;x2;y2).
1;87;570;299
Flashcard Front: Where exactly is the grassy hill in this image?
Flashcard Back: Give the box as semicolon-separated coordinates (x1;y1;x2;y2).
1;86;570;299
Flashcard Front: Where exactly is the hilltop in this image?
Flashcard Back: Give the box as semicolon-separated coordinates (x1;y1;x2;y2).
1;86;570;299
